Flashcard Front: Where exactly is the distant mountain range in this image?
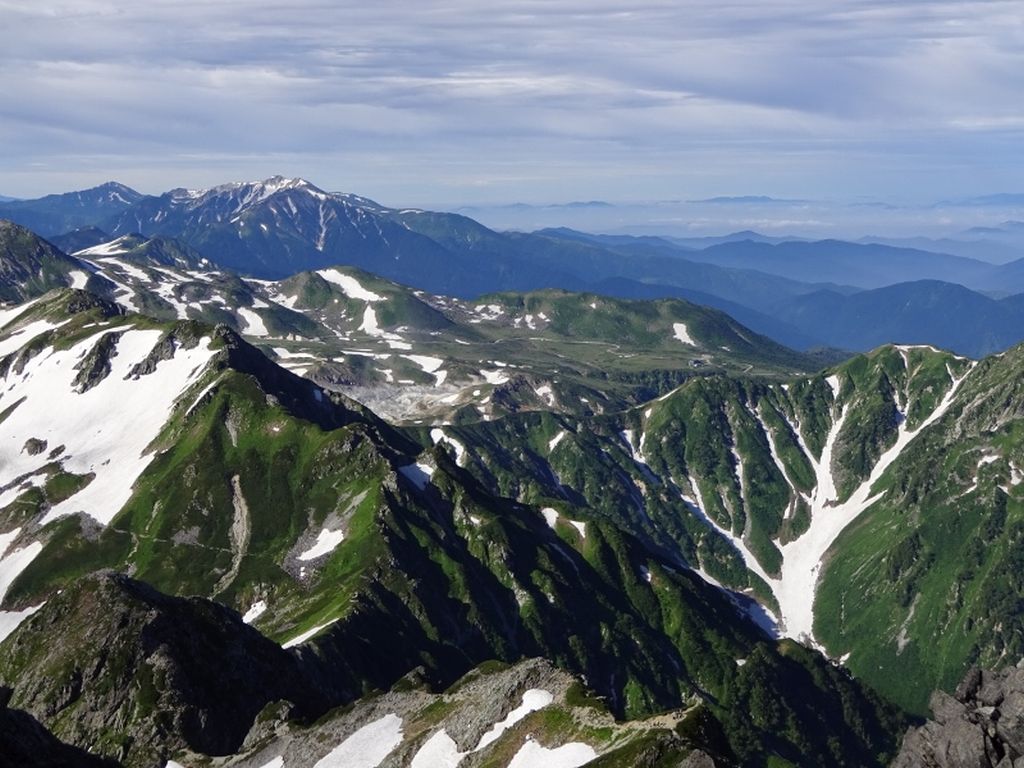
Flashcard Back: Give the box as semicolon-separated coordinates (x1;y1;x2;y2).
5;176;1024;357
0;181;142;236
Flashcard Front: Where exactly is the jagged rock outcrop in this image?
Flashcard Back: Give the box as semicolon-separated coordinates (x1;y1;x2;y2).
0;685;116;768
893;664;1024;767
0;571;330;768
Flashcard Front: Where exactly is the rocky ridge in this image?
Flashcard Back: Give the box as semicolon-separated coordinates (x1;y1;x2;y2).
894;664;1024;767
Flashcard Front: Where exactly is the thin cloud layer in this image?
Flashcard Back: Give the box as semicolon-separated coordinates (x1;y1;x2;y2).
1;1;1022;203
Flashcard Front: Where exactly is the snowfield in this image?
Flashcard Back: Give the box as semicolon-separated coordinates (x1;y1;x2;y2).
475;689;554;750
281;618;339;649
237;307;269;337
242;600;268;624
312;713;404;768
673;322;696;345
507;738;597;768
316;269;384;301
297;528;346;561
0;326;217;528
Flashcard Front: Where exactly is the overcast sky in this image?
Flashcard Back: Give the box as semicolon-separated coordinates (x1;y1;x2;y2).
2;0;1023;206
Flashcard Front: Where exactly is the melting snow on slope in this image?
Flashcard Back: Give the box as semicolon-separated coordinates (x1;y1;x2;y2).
242;600;268;624
282;618;339;649
673;322;696;345
297;528;346;561
316;269;384;301
540;508;585;538
770;363;976;643
548;430;567;451
360;306;382;336
411;731;465;768
409;688;555;767
476;689;554;750
0;296;43;330
75;238;133;257
0;318;66;358
0;328;216;527
0;529;45;642
480;369;509;385
237;307;270;337
69;270;89;289
312;713;404;768
431;428;467;466
404;355;447;386
507;738;597;768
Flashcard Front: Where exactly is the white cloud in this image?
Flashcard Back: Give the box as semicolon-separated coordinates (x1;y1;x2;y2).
0;1;1022;202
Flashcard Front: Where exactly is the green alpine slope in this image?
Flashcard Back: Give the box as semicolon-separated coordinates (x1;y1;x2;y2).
0;291;903;767
421;343;1001;716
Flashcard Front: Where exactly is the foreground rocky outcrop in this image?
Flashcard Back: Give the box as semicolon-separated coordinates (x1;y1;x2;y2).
0;686;115;768
0;571;329;768
893;664;1024;767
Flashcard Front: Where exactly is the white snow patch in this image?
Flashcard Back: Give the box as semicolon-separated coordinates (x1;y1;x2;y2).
0;318;66;358
431;428;467;466
0;603;43;643
101;257;150;283
237;307;269;337
0;329;216;528
0;297;43;330
673;322;696;345
684;480;772;587
507;738;597;768
541;507;559;529
567;519;586;538
272;347;315;360
411;730;465;768
242;600;268;624
548;430;567;451
75;237;133;257
480;369;509;385
406;354;444;373
476;689;554;751
826;374;842;399
312;713;404;768
360;306;382;336
0;531;44;640
282;618;339;649
316;269;384;301
298;528;346;561
69;270;89;289
405;355;447;385
620;429;652;473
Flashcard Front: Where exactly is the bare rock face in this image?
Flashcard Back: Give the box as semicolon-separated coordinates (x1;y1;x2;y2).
0;685;116;768
892;663;1024;767
0;571;329;768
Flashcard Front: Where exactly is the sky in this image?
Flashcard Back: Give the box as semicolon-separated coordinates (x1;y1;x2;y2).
2;0;1023;208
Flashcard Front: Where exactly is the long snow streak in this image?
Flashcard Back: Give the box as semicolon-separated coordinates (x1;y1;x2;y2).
684;361;975;646
773;363;973;643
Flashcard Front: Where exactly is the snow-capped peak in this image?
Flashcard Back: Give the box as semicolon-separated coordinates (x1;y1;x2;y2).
167;176;332;210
